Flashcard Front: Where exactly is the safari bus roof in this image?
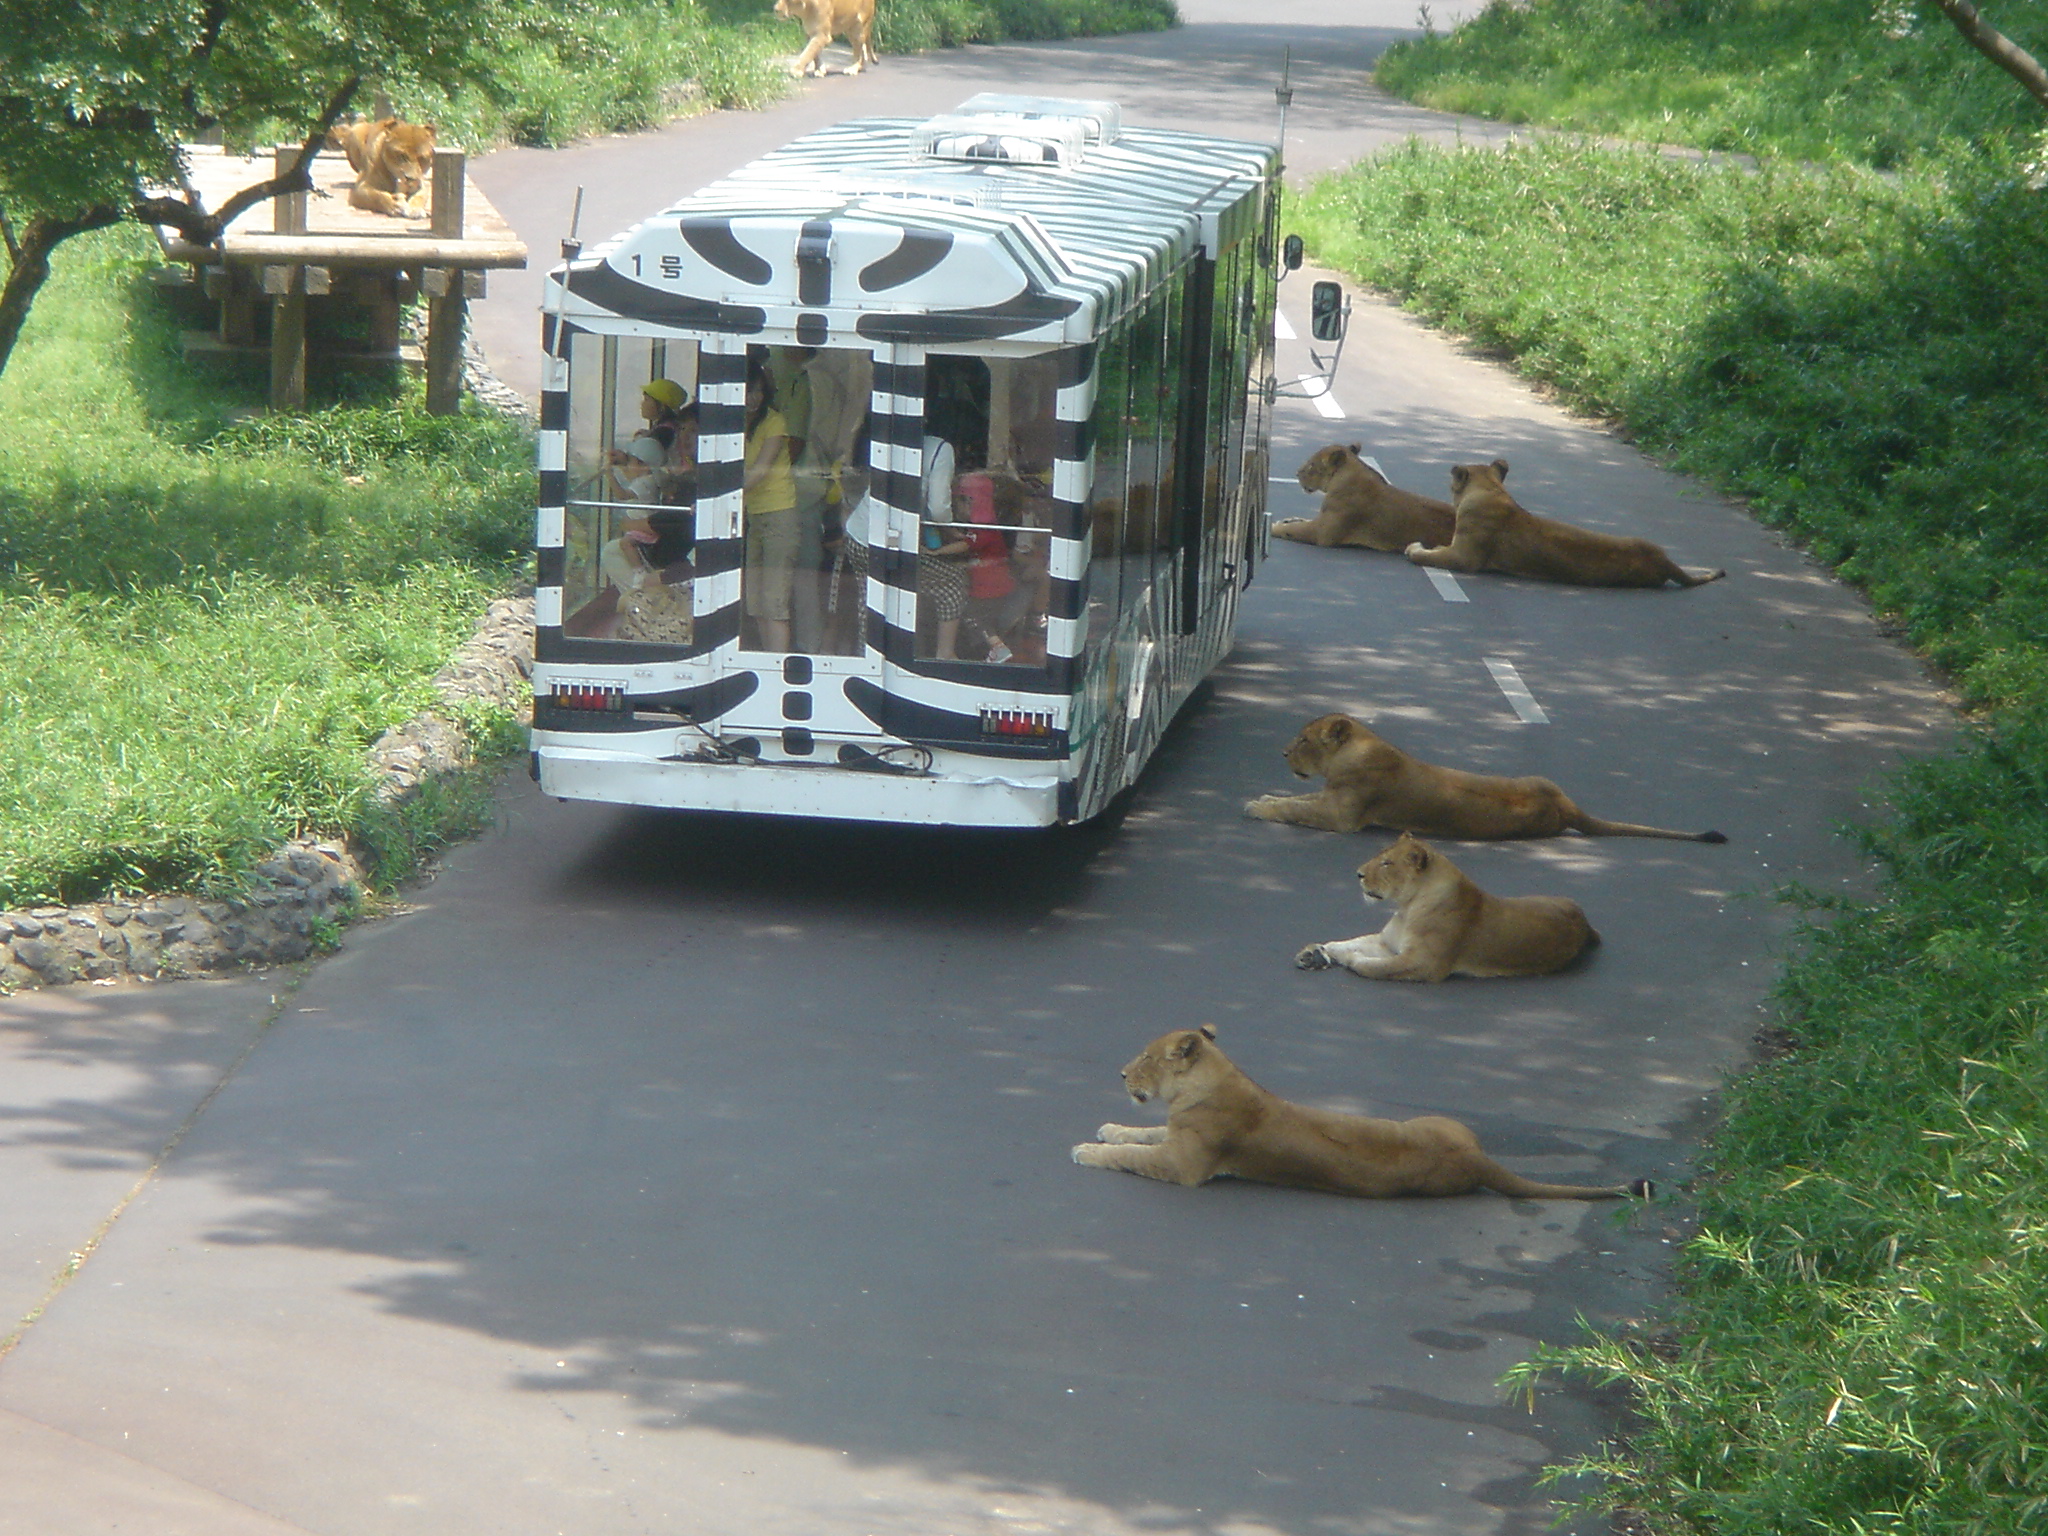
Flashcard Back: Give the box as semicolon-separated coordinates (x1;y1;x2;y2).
549;95;1278;349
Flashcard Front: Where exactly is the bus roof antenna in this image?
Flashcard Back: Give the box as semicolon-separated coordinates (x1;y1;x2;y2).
547;186;586;366
561;186;585;264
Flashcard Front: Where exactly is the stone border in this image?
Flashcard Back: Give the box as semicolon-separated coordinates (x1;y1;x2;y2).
1;345;539;995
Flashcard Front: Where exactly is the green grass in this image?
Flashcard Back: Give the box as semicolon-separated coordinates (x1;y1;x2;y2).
1311;15;2048;1531
0;225;533;910
1380;0;2048;168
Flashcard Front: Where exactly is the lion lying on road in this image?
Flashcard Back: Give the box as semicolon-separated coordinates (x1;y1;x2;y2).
1405;459;1725;588
1071;1026;1652;1200
1272;445;1455;552
1295;834;1595;983
774;0;878;76
1244;713;1727;843
327;118;437;218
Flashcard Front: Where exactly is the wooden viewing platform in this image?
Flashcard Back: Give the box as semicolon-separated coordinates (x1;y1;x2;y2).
152;143;528;413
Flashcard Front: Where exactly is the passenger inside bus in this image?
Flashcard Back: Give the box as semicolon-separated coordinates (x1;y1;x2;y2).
562;340;703;643
915;353;1057;665
779;346;873;653
742;354;800;652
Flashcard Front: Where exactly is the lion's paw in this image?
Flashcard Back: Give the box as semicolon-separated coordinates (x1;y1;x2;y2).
1295;943;1333;971
1071;1143;1102;1165
1244;796;1278;820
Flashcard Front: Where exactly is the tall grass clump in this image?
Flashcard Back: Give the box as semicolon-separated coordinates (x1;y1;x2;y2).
1295;102;2048;1536
1377;0;2048;168
0;226;532;909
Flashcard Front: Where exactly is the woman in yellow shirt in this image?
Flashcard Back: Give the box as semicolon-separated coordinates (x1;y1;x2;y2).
743;356;799;651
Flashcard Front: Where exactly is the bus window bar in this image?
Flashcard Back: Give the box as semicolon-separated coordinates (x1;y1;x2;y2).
981;708;1055;739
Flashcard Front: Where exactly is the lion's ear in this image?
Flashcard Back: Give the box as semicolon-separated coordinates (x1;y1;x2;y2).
1324;714;1357;743
1406;839;1432;869
1198;1024;1217;1041
1348;442;1362;456
1450;466;1469;493
1491;458;1510;480
1168;1030;1207;1061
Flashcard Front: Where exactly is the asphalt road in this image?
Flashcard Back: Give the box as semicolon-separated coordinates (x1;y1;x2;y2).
0;5;1951;1533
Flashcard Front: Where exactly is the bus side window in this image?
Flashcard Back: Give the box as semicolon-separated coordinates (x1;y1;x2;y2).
1087;321;1133;654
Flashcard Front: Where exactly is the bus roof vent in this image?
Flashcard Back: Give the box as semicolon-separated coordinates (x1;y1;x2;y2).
916;111;1091;168
953;94;1123;147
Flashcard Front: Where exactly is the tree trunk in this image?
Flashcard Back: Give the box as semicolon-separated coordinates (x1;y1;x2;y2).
0;210;123;380
1931;0;2048;112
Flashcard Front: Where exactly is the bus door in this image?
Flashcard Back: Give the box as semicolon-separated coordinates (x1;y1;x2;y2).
719;341;890;751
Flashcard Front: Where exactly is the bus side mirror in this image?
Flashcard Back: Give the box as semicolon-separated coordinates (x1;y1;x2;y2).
1282;234;1304;272
1310;280;1346;342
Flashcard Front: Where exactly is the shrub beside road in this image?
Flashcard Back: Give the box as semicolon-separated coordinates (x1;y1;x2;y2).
1304;4;2048;1530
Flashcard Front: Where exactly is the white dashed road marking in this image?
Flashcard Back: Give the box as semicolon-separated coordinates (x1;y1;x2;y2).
1294;375;1345;419
1424;567;1468;603
1274;310;1297;341
1484;657;1549;723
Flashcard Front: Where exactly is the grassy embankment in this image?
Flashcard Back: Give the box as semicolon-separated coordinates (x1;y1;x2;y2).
1297;2;2048;1531
0;0;1178;917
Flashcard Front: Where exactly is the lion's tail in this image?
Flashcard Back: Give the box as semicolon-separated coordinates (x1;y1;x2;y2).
1570;812;1727;844
1480;1166;1655;1201
1676;566;1727;587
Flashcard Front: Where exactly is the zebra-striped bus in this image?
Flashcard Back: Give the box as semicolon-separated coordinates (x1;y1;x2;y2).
530;94;1289;826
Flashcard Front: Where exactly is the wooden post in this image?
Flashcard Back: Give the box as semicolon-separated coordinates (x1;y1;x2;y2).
272;145;307;235
268;267;307;411
425;148;468;414
268;147;309;410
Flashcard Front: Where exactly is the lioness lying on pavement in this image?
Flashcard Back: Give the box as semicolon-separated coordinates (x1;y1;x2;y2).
1295;834;1595;983
1405;459;1725;588
1272;444;1455;552
1071;1026;1652;1200
1244;713;1727;843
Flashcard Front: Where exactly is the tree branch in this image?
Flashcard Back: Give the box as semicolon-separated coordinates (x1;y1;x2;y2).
1930;0;2048;113
128;75;363;249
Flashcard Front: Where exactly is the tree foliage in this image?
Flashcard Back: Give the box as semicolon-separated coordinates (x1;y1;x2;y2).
0;0;527;378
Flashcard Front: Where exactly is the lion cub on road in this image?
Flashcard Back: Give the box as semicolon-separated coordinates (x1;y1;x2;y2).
1245;713;1727;843
1272;445;1455;552
1296;834;1595;983
1072;1026;1651;1200
1406;459;1724;588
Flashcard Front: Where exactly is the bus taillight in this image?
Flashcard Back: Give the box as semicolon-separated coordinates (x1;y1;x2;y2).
980;708;1054;738
550;685;625;713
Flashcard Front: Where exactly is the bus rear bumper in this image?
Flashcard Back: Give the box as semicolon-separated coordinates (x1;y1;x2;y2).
533;742;1064;828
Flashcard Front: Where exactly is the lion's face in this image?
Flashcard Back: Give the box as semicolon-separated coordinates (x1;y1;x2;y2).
376;125;435;199
1358;834;1433;902
1449;459;1510;502
1282;713;1357;779
1295;445;1348;492
1120;1026;1215;1105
